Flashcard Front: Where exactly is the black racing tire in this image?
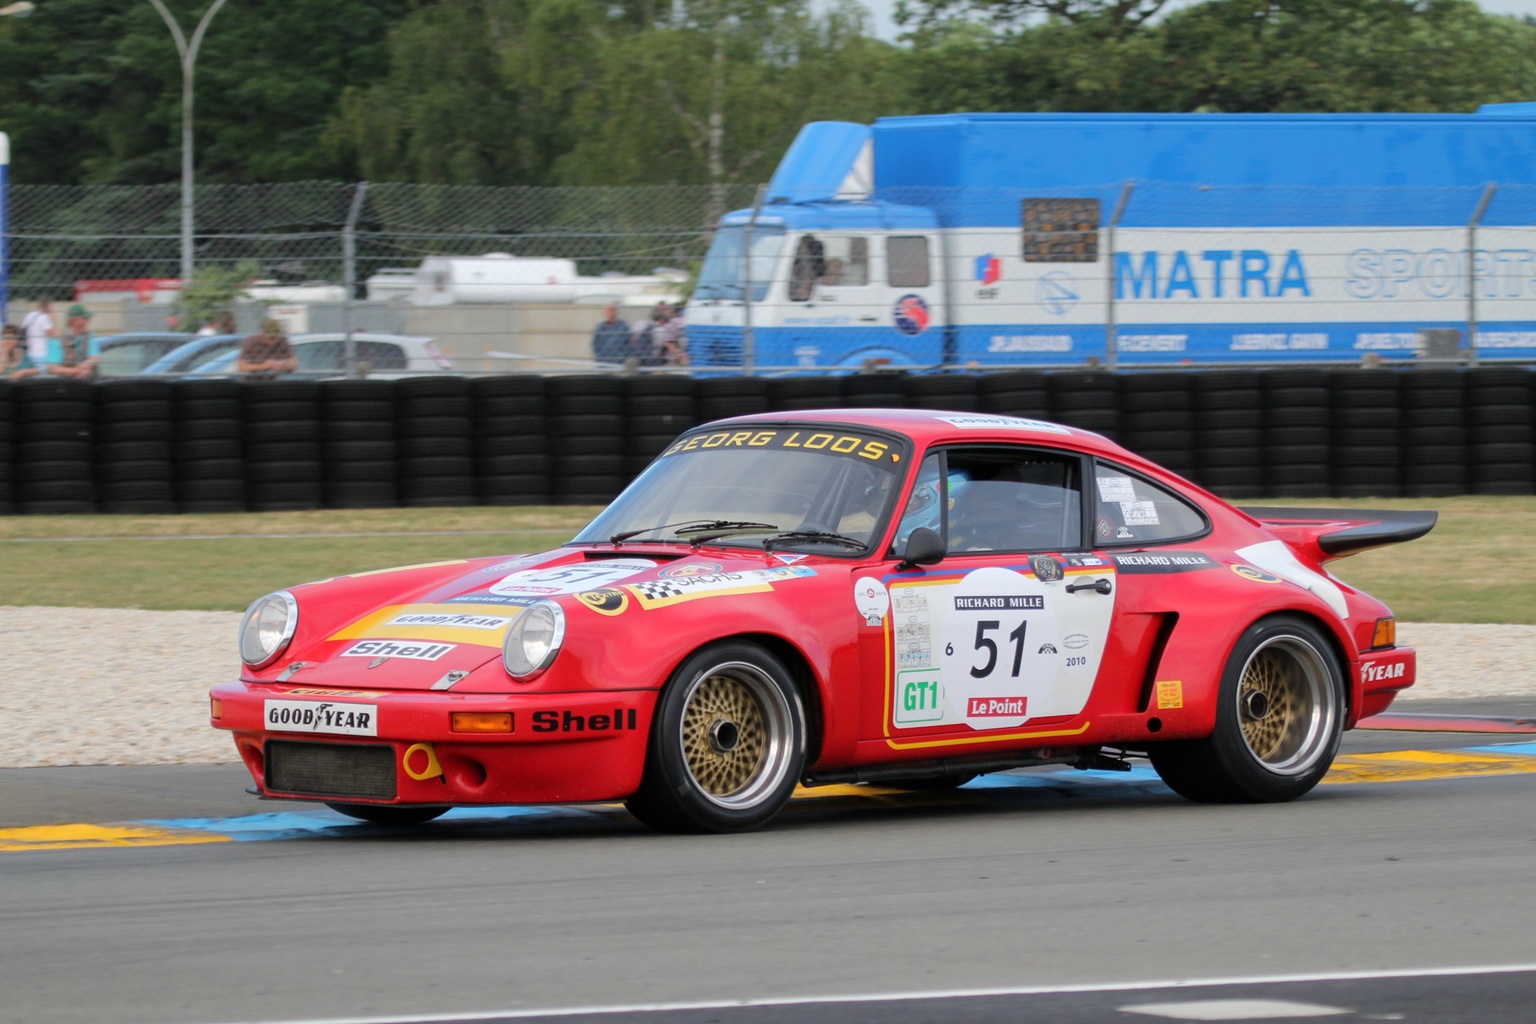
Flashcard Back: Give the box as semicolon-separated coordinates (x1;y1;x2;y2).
325;802;449;826
625;641;806;834
1149;615;1343;803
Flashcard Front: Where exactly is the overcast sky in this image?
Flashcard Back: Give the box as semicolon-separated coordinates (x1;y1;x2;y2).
854;0;1536;43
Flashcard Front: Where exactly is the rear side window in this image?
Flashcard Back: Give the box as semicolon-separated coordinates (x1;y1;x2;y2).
358;341;407;369
1092;463;1207;545
887;236;931;287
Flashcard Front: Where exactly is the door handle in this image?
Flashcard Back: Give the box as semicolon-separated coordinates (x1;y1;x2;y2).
1066;577;1113;595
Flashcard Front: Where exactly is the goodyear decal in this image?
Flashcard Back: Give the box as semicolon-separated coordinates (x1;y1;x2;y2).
326;602;531;648
624;565;817;609
661;427;901;464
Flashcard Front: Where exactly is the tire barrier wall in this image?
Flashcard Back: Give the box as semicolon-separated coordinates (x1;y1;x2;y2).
0;368;1531;515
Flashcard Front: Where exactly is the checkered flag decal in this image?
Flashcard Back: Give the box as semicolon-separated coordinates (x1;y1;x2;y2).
631;579;687;602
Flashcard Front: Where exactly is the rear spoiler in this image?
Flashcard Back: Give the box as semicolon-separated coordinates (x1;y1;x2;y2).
1237;506;1438;559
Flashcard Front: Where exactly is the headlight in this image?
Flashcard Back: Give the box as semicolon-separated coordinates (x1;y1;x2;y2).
503;601;565;679
239;591;298;668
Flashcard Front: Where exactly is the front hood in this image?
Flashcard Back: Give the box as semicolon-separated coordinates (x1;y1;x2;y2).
270;546;824;691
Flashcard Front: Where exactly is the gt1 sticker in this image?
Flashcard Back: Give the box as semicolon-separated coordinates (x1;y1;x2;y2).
490;559;657;597
1120;501;1159;526
264;699;378;736
854;577;890;626
889;565;1116;732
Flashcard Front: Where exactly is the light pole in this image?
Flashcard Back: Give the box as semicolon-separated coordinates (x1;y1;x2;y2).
148;0;231;285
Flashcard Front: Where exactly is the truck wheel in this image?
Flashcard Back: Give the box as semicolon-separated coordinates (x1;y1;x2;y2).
1149;615;1343;803
325;803;449;826
626;642;806;833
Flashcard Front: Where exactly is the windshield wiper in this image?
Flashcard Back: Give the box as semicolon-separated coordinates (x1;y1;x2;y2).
762;530;867;551
610;520;779;544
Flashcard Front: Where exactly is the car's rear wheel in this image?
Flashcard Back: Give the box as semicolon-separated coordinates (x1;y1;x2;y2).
325;803;449;826
626;642;806;833
1149;615;1343;803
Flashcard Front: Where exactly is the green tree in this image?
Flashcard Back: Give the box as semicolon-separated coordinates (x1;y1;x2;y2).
0;0;412;184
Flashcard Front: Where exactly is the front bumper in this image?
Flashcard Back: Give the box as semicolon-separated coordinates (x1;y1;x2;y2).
210;681;656;806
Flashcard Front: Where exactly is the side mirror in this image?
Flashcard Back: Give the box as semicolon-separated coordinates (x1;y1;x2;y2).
896;527;946;570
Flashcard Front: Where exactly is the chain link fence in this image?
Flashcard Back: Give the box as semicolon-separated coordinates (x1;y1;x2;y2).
6;180;1535;374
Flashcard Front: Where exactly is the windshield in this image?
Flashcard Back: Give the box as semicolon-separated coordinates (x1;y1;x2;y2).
576;424;909;553
693;225;784;302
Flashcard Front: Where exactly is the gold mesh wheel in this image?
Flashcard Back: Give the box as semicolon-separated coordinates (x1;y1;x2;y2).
1235;635;1337;776
674;659;796;810
682;672;768;797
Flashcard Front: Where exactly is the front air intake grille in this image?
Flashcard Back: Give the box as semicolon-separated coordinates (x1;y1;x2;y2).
266;741;396;800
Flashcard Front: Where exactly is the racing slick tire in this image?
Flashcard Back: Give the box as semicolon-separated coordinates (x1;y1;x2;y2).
1148;615;1343;803
626;642;806;834
325;803;450;826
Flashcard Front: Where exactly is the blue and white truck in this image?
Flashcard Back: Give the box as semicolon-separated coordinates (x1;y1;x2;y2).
685;107;1536;370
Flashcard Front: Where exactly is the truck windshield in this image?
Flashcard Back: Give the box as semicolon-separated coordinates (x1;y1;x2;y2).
694;225;783;302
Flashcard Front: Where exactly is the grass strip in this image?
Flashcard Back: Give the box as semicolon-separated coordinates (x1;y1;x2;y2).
0;497;1526;622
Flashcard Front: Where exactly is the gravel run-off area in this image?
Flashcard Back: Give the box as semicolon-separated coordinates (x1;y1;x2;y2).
0;607;1533;769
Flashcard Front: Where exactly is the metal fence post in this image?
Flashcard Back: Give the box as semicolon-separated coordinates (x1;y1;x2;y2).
1104;181;1135;371
1466;182;1496;368
741;184;766;376
342;181;368;379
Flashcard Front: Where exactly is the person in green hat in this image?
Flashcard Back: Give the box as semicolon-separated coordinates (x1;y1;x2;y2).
43;303;99;379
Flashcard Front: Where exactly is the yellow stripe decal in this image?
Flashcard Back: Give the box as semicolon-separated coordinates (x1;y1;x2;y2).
0;823;231;852
1322;749;1536;785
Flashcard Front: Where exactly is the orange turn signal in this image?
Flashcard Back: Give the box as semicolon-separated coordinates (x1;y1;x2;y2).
209;698;223;720
451;712;514;733
1372;617;1396;649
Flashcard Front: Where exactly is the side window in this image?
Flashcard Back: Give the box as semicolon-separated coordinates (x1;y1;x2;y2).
819;236;869;287
887;236;931;287
943;448;1081;553
358;341;408;369
894;452;946;550
788;234;825;302
1092;463;1208;545
296;341;343;371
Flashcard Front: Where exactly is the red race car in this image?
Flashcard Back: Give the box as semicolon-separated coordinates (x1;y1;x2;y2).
211;409;1436;832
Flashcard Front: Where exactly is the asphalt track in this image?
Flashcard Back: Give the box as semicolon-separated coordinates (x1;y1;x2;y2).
1;697;1534;1024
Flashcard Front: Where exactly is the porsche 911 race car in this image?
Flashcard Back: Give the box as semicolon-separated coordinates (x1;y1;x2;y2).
210;408;1436;832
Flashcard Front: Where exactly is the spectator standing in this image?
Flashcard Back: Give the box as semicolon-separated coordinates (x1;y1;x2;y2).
3;324;38;380
20;299;56;363
237;318;297;379
591;304;631;364
629;306;665;366
44;304;100;380
657;302;688;366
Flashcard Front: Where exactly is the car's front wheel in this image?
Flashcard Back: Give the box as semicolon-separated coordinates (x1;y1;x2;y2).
1149;615;1343;803
626;642;806;833
325;803;449;826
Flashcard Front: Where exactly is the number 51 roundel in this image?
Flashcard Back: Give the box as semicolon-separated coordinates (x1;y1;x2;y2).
889;565;1115;731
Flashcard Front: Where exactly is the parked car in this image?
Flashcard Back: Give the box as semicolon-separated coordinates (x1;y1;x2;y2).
210;409;1436;833
187;332;455;378
94;332;194;377
139;333;243;375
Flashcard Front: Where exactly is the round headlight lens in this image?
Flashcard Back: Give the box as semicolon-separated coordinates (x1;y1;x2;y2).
239;591;298;668
503;601;566;679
